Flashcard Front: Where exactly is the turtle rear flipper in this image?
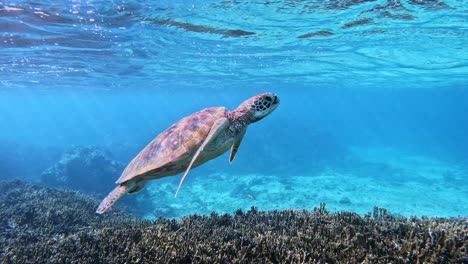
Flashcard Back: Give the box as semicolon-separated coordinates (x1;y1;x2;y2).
127;180;147;193
96;184;128;214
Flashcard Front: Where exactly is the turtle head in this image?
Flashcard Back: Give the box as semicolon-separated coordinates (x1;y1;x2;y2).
238;93;280;123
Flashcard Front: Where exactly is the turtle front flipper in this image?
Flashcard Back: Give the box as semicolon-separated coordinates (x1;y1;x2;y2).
229;129;246;163
174;117;229;197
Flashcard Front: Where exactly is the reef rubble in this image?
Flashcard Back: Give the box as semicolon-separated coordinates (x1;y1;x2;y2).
0;180;466;263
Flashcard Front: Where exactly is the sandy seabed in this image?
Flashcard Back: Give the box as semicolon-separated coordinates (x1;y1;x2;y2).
142;148;467;219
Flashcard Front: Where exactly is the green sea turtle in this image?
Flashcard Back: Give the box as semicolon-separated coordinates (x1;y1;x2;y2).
96;93;280;214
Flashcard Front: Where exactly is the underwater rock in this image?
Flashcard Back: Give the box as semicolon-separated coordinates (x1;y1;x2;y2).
41;146;124;194
0;180;466;263
339;196;352;205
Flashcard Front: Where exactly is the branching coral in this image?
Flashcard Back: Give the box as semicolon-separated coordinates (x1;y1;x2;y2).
0;180;466;263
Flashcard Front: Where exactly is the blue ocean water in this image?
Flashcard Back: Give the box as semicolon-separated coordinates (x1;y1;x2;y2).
0;0;467;218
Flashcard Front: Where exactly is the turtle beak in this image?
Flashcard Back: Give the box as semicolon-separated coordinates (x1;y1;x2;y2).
272;95;279;105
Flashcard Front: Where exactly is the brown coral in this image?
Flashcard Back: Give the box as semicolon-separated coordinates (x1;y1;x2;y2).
0;180;466;263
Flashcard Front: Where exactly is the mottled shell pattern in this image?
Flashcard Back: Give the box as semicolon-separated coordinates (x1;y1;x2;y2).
116;107;227;184
96;93;279;214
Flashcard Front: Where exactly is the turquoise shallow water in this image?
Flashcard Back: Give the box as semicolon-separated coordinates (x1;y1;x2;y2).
0;0;467;218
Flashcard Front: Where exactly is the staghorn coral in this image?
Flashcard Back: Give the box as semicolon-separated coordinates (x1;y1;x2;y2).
0;180;466;263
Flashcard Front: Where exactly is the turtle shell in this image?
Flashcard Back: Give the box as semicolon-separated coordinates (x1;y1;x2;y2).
116;107;227;184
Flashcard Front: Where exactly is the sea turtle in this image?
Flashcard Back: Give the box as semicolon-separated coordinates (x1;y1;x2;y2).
96;92;280;214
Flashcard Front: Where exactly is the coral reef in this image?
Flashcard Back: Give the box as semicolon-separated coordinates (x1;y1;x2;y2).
1;180;466;263
41;146;124;194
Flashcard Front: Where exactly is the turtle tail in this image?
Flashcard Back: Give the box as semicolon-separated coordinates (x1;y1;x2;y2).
96;184;128;214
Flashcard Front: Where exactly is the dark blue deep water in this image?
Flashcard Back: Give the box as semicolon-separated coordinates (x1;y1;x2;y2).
0;0;467;219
